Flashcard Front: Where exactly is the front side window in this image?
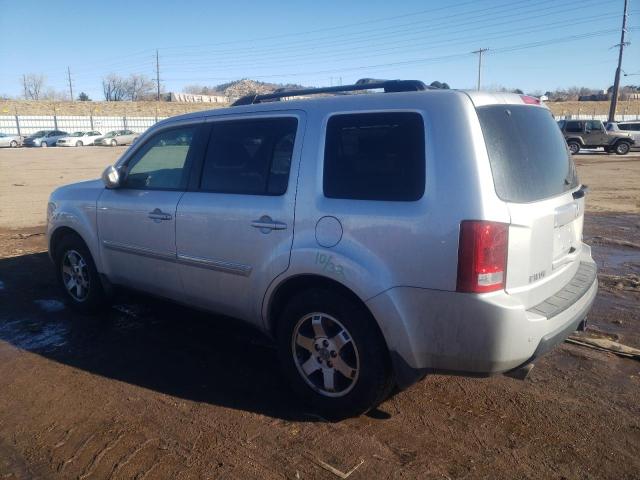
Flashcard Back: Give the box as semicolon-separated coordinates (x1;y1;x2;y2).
122;127;196;190
586;120;602;131
200;117;298;195
323;112;425;201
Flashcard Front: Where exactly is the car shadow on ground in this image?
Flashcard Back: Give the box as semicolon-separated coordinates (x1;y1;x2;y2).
0;252;320;421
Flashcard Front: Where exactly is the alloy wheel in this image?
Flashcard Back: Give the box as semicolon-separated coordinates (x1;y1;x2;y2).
61;249;90;302
291;312;360;397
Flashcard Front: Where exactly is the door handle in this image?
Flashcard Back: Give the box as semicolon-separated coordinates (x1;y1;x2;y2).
251;215;287;233
148;208;172;221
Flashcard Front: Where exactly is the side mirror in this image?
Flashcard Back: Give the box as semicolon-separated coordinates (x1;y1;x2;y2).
102;165;121;189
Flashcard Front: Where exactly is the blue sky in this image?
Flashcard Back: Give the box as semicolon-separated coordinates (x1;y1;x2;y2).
0;0;638;100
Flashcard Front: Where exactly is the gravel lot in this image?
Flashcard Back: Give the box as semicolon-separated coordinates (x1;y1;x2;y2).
0;147;638;479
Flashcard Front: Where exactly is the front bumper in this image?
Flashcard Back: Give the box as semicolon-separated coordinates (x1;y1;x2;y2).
366;252;598;388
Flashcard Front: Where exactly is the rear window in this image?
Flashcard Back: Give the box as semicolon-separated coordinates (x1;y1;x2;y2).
323;112;425;201
477;105;578;203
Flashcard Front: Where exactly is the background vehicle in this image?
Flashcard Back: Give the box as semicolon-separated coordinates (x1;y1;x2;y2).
606;121;640;148
94;130;138;146
558;119;634;154
56;131;103;147
22;130;69;147
47;82;597;417
0;132;21;147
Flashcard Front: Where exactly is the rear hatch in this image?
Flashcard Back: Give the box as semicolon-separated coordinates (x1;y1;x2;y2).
476;102;584;309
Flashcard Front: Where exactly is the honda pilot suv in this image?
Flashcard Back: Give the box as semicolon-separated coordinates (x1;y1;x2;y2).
47;80;597;417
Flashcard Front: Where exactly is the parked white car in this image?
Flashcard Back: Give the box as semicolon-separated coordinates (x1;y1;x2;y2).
56;131;104;147
0;132;22;148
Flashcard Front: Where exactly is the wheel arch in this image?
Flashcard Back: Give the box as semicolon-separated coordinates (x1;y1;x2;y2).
565;136;584;146
49;226;89;259
265;274;388;347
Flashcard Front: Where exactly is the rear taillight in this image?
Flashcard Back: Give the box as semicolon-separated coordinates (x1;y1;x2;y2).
457;221;508;293
520;94;541;105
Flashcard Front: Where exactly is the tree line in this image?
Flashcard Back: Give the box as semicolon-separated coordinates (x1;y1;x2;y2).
14;73;158;102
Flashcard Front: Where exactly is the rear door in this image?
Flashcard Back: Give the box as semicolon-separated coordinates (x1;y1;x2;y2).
476;105;583;308
175;113;304;325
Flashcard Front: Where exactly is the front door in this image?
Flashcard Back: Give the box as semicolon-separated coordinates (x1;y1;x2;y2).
584;120;607;146
97;124;201;300
176;114;304;325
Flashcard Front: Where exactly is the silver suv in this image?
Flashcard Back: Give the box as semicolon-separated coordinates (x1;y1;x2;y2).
47;80;597;417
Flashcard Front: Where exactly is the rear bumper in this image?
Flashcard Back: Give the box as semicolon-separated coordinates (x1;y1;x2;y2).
367;252;598;388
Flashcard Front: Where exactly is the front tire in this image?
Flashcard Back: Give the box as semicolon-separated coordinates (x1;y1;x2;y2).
567;141;580;155
40;141;48;148
76;141;83;147
110;139;117;147
614;141;631;155
277;288;392;419
10;140;18;148
54;234;106;313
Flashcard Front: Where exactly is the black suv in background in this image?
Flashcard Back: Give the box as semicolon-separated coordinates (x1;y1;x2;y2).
557;119;634;155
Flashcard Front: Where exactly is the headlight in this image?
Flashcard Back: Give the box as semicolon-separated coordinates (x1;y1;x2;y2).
47;202;56;223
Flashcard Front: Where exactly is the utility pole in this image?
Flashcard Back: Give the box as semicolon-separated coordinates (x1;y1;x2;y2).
608;0;629;123
472;48;489;91
67;67;74;101
22;74;28;99
156;49;161;102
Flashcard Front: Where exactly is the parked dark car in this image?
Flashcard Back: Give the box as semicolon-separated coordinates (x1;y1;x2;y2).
22;130;69;147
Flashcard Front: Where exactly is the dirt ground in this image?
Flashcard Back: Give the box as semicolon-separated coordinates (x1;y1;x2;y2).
0;149;639;479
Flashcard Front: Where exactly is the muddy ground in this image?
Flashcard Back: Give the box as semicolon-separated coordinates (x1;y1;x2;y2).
0;150;639;479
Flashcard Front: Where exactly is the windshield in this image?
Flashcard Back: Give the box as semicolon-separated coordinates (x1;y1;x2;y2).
70;132;85;137
104;131;117;137
32;131;47;137
477;105;579;203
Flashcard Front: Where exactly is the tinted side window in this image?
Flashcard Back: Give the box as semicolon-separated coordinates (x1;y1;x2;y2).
323;112;425;201
586;120;602;130
200;117;297;195
565;121;583;133
123;127;196;190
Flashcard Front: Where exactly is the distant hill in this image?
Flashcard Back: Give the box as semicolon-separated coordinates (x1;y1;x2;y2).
216;79;307;97
182;79;308;98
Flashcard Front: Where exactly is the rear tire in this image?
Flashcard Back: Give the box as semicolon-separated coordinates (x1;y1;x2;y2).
54;234;106;313
567;141;580;155
276;288;393;419
614;141;631;155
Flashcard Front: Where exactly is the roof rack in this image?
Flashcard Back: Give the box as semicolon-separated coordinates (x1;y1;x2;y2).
231;78;429;106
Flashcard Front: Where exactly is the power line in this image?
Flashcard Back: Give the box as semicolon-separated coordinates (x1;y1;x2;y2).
161;27;632;83
163;10;619;73
161;0;591;62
